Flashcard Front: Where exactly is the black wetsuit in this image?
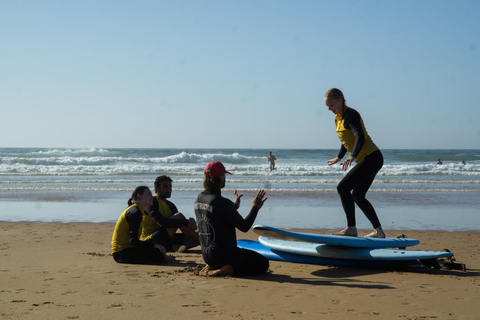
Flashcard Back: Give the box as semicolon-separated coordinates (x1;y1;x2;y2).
335;107;383;228
194;190;269;276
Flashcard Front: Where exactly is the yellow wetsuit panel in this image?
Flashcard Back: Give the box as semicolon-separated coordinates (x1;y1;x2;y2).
111;204;144;254
155;195;173;218
140;195;173;241
335;107;378;162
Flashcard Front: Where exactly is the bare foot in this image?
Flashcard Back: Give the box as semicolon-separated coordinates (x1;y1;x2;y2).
199;264;212;276
364;227;386;238
199;264;234;277
333;227;357;237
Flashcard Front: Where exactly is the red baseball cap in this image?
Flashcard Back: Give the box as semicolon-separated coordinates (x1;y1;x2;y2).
204;161;232;176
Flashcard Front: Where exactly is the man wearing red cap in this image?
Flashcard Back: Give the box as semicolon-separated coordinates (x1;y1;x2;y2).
194;161;269;276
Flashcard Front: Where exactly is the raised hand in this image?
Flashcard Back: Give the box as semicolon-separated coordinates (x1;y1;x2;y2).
252;189;267;209
234;189;243;208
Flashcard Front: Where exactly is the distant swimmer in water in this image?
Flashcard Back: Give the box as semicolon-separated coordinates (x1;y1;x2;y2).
268;151;277;171
324;88;386;238
437;159;443;165
461;161;466;165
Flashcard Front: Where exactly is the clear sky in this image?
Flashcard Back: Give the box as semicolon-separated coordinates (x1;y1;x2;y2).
1;0;479;149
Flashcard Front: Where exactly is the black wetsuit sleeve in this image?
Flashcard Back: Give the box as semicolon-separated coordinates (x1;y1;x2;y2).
125;209;154;248
225;202;260;233
236;206;260;232
148;210;189;229
343;109;365;158
167;201;179;214
337;144;347;159
146;198;189;229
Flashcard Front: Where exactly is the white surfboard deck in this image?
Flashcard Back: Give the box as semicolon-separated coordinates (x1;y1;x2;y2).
258;236;452;261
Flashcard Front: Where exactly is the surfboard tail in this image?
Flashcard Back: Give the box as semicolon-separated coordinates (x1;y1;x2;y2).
420;249;466;271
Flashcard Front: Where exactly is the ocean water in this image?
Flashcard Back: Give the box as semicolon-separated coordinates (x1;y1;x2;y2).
0;148;479;231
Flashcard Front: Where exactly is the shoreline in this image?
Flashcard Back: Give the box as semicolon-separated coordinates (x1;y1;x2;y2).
1;221;479;319
1;220;479;234
1;198;479;232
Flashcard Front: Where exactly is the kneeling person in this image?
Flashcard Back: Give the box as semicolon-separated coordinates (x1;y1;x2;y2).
194;161;269;277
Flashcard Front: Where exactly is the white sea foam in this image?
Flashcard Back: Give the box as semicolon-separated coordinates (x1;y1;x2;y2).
1;161;479;176
1;148;479;197
1;148;479;227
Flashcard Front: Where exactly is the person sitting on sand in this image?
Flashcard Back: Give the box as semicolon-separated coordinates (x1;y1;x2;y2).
111;186;170;264
141;175;199;252
194;161;269;277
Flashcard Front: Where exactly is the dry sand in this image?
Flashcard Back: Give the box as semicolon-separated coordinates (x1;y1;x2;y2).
1;222;479;320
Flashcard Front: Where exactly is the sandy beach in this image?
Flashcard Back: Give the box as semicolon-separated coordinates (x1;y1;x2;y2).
1;222;479;319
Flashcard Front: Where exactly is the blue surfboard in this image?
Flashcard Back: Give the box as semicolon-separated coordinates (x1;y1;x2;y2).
237;239;421;268
253;225;420;249
258;236;453;261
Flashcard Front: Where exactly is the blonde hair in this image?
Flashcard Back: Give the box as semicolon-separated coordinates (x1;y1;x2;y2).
325;88;346;107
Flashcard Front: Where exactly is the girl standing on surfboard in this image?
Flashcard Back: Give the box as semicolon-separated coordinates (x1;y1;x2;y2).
324;88;386;238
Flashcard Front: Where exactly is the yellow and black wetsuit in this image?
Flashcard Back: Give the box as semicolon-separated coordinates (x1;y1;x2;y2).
334;106;383;229
141;195;189;251
335;106;378;162
111;204;164;264
141;195;177;239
